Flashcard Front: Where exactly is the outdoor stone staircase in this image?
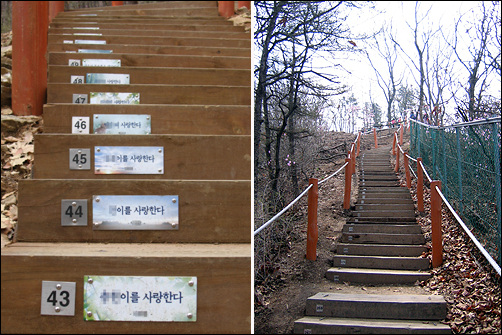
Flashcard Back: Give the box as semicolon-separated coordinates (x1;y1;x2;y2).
294;145;451;334
1;2;251;333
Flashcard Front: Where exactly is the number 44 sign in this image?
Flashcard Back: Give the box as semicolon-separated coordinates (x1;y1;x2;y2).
41;281;76;316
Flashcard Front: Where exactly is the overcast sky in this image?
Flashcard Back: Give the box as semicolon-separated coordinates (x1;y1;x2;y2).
333;1;501;125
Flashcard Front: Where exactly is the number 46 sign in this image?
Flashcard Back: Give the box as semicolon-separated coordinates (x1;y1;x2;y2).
41;281;76;316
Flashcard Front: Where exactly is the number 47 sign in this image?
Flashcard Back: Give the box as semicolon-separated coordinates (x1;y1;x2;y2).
41;281;76;316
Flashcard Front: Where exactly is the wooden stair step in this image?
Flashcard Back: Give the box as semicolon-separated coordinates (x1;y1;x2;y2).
17;179;250;243
351;210;416;218
49;66;251;86
304;293;447;320
48;43;250;57
32;134;250;180
42;104;250;135
332;255;430;270
294;316;451;334
49;53;250;69
1;242;251;334
337;243;428;257
355;203;415;211
326;267;431;284
341;233;425;245
47;83;251;105
342;224;422;234
48;34;250;48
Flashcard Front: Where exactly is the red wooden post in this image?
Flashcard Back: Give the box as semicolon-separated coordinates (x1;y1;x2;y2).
373;128;378;148
218;1;235;18
112;1;124;6
417;158;424;212
399;125;404;145
237;1;251;9
404;153;411;188
49;1;64;23
392;132;396;155
395;145;400;173
12;1;48;116
306;178;318;261
356;131;361;157
343;158;352;210
431;180;443;268
351;144;356;175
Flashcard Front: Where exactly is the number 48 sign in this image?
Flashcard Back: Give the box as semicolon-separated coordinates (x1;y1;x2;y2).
41;281;76;316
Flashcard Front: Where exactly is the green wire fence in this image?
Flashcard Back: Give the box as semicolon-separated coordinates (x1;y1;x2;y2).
410;117;501;268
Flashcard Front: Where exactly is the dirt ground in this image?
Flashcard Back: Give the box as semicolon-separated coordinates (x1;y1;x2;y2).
254;128;501;334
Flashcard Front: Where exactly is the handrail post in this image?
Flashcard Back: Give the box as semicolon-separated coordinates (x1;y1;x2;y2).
218;1;235;18
306;178;318;261
395;145;400;173
12;1;48;116
431;180;443;267
417;158;424;212
357;131;361;157
392;132;396;155
399;124;404;145
373;128;378;148
343;159;352;210
351;144;356;175
404;153;411;188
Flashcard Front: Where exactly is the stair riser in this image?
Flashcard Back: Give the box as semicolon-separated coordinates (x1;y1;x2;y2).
326;269;431;284
341;233;425;245
332;256;430;270
342;224;422;234
337;244;427;257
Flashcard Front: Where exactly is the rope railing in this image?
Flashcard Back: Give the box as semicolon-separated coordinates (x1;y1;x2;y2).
392;126;501;275
254;131;361;261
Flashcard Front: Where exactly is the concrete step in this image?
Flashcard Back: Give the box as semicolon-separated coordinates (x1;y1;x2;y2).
304;293;447;320
342;224;422;234
337;243;428;257
332;255;430;270
341;233;425;245
326;267;431;284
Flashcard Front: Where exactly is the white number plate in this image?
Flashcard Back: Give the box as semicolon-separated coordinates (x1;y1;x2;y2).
94;146;162;174
82;59;121;67
92;195;178;230
84;276;196;322
41;281;76;316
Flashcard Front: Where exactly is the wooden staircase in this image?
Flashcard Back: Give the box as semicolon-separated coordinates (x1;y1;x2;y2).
294;145;451;334
1;2;251;333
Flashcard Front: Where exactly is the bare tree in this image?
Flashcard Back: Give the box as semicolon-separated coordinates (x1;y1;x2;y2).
366;24;403;125
447;1;500;121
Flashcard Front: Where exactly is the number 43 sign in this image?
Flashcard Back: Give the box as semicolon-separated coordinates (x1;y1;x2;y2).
41;281;76;316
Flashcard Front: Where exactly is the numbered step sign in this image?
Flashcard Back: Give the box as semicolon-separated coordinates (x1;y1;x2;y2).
90;92;139;105
68;59;81;66
72;117;90;134
86;73;130;85
73;27;100;30
93;114;151;134
75;39;106;45
69;148;91;170
94;146;163;174
73;33;102;36
78;49;113;54
41;281;76;316
61;199;88;226
84;276;196;322
92;195;178;230
82;59;121;67
73;94;88;104
70;75;85;84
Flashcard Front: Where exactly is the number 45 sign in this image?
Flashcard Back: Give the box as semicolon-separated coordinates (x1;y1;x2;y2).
41;281;76;316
